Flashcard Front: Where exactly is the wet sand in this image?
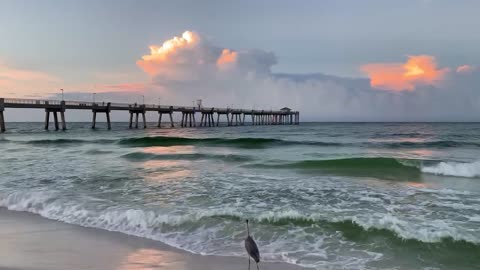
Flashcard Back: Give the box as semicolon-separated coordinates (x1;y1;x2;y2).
0;208;304;270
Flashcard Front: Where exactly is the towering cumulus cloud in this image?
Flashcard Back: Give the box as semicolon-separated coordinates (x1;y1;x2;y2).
131;30;480;121
361;55;449;91
137;31;276;83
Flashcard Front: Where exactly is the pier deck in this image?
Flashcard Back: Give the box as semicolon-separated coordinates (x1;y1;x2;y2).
0;98;299;132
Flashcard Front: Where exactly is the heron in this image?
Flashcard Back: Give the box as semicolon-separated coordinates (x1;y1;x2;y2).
245;219;260;270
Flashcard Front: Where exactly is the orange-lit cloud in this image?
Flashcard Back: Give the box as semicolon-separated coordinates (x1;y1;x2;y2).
216;49;238;70
361;55;449;91
136;31;201;78
456;65;475;73
135;30;276;83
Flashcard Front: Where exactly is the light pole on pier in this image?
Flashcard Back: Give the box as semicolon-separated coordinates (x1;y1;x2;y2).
93;93;96;103
142;95;145;105
60;89;64;101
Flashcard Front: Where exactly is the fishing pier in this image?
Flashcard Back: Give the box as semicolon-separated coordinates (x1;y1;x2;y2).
0;98;300;132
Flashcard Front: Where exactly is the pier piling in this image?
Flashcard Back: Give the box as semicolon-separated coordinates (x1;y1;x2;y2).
169;112;174;128
53;112;59;130
92;102;111;130
128;104;145;129
0;98;5;132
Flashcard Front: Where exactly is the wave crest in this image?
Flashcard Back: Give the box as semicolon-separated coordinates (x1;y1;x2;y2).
1;191;478;247
422;160;480;178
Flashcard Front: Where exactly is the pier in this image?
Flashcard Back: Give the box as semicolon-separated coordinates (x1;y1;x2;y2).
0;98;300;132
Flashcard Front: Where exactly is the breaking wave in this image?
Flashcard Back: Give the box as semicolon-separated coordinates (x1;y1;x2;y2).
422;160;480;178
0;191;478;251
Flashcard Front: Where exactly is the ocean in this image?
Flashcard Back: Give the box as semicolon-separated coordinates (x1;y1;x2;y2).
1;122;479;269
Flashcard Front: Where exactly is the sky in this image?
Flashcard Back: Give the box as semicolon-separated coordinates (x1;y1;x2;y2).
1;0;480;121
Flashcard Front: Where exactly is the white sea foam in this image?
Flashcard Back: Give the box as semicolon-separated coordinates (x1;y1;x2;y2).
421;160;480;178
0;190;478;270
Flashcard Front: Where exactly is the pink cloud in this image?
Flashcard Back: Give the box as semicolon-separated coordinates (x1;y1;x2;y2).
0;63;60;82
456;65;475;73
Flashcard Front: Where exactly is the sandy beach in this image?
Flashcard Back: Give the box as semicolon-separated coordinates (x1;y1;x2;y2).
0;208;303;270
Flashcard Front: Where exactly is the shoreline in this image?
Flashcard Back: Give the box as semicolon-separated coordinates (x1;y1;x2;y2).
0;208;305;270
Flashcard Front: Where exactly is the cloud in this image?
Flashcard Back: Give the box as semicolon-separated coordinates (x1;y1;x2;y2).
0;62;62;97
93;82;149;92
0;62;60;82
136;30;276;84
456;65;475;73
361;55;449;91
128;30;480;121
7;30;478;122
216;49;238;70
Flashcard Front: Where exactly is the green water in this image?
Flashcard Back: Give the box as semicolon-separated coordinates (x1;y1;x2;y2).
0;122;479;269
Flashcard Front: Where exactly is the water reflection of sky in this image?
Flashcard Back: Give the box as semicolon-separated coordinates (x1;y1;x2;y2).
119;249;185;270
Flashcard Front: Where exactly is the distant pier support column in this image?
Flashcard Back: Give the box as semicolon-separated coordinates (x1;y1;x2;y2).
216;111;229;127
142;112;147;129
60;101;67;130
0;98;5;133
129;112;133;129
180;111;195;127
0;111;5;133
53;111;59;130
200;113;205;127
200;109;215;127
157;112;163;128
92;111;96;129
44;101;65;131
169;107;174;127
45;110;50;130
106;111;111;130
128;104;145;129
60;113;67;130
92;102;111;130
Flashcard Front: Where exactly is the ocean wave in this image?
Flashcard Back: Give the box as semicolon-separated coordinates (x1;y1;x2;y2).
23;138;116;145
246;157;423;181
422;160;480;178
10;135;480;151
1;191;478;247
1;191;479;270
118;136;342;148
122;152;253;162
384;140;480;148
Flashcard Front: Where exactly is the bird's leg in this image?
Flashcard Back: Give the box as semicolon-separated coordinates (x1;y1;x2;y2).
248;257;251;270
256;262;260;270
